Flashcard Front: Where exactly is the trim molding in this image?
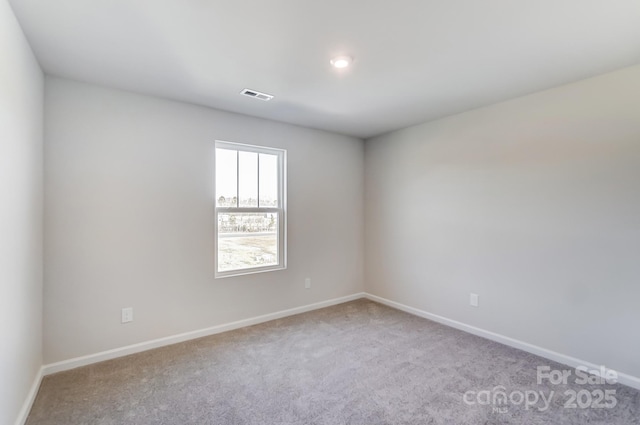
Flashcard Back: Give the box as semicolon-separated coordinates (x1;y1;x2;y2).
15;366;44;425
364;292;640;391
33;289;639;407
43;292;365;376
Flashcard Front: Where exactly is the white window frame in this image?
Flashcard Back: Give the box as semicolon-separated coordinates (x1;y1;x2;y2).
214;140;287;278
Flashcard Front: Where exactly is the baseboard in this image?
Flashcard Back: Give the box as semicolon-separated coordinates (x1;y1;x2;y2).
34;290;640;399
364;292;640;391
14;366;44;425
43;292;366;376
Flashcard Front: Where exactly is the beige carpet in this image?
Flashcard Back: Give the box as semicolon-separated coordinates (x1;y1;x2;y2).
27;300;639;424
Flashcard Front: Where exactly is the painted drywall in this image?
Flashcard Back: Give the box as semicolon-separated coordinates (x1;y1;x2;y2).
0;0;44;423
365;65;640;379
44;77;364;363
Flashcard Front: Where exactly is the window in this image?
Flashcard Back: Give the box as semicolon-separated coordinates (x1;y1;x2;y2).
215;141;286;277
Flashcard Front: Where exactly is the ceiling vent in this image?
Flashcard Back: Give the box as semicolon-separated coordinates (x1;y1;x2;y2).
240;88;274;101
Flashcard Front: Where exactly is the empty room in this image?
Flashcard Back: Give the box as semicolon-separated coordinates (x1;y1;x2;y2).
2;0;640;424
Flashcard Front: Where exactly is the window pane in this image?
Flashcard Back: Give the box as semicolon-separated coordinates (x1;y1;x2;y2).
217;212;278;272
215;148;237;207
238;151;258;207
259;153;278;207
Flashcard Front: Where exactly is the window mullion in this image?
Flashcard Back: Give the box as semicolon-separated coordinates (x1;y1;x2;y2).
217;207;280;213
278;152;283;209
235;150;239;207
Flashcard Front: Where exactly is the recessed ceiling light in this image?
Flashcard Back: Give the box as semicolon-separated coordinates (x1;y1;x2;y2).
330;55;353;69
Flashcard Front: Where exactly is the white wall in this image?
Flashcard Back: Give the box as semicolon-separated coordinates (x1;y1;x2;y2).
0;0;44;423
44;77;364;363
365;65;640;379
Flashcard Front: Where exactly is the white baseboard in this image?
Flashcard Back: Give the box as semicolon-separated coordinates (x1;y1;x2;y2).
14;366;44;425
43;292;366;376
364;292;640;391
21;290;640;423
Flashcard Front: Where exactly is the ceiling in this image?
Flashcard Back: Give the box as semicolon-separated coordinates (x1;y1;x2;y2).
10;0;640;139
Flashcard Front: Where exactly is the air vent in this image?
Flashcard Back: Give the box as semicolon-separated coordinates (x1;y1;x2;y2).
240;88;274;101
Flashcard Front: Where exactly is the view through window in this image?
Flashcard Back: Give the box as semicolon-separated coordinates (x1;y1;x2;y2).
215;141;286;276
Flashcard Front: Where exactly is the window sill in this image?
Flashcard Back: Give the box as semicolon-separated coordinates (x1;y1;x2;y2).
215;264;287;279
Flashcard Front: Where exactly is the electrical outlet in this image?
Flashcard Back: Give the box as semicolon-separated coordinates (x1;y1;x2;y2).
305;278;311;289
470;293;479;308
121;307;133;323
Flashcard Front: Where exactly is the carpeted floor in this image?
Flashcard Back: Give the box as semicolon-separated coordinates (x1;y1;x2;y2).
27;300;639;424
